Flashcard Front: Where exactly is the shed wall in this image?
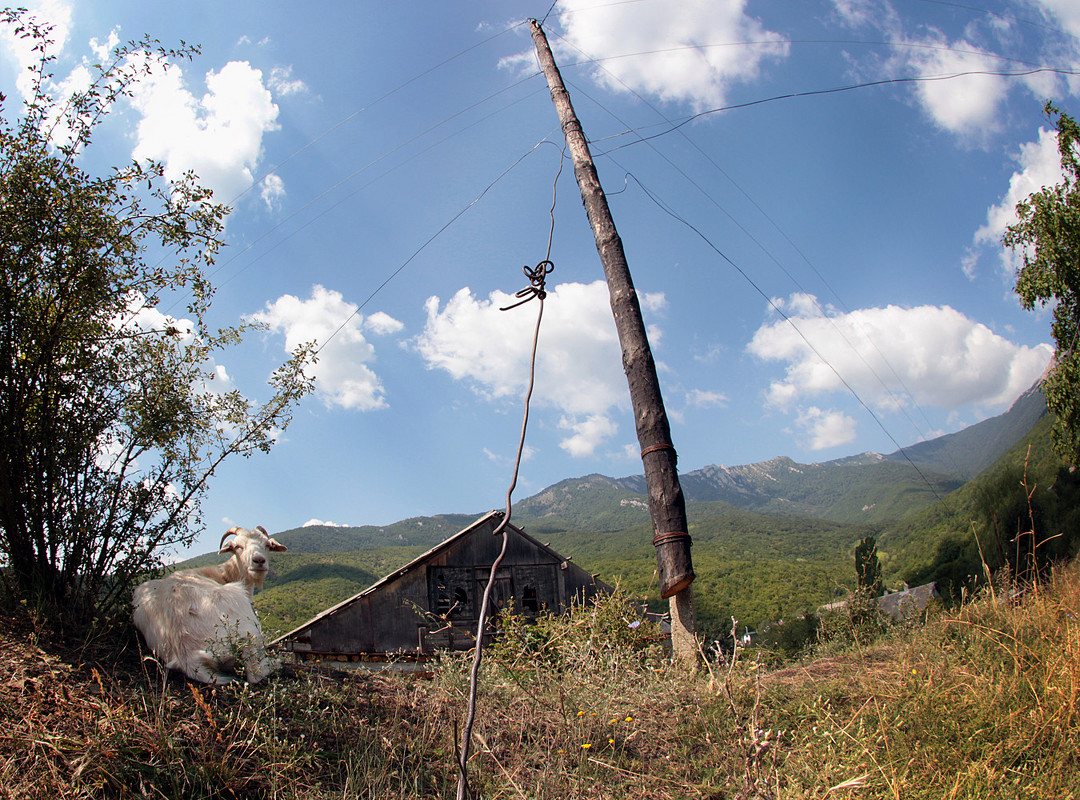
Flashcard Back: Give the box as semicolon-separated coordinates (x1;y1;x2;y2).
286;516;604;657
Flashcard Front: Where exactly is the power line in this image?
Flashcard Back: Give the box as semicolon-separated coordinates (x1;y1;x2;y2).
209;77;546;293
594;66;1080;154
562;37;1067;73
226;20;528;210
547;29;957;458
625;172;948;504
915;0;1080;42
313;138;562;357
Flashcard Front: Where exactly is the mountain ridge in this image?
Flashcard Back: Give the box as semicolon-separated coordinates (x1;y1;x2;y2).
237;380;1045;554
190;382;1048;637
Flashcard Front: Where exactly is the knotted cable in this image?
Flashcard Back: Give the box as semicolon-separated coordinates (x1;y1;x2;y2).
456;146;565;800
499;260;554;311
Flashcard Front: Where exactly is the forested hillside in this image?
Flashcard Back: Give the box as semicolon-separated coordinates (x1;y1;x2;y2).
879;413;1080;594
192;382;1064;641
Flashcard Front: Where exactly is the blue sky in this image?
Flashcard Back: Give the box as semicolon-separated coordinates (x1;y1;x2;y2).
3;1;1078;558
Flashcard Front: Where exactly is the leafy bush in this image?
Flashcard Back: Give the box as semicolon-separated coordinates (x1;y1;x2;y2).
0;10;313;630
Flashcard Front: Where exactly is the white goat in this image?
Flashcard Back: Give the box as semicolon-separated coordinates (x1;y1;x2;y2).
133;525;287;685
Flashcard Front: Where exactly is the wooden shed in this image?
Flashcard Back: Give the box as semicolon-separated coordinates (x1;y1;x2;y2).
273;511;608;664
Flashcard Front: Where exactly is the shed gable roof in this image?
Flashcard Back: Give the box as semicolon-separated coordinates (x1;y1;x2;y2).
271;510;597;645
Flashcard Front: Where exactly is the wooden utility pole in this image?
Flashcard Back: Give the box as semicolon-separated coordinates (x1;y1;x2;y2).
530;19;698;663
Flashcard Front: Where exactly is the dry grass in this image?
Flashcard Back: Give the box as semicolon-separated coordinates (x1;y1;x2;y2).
1;567;1078;799
770;563;1080;799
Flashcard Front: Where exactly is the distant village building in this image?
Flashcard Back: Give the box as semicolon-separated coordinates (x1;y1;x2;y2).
876;581;940;623
273;511;609;665
818;581;940;623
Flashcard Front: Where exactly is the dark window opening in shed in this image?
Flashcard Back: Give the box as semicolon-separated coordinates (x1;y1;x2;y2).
435;584;471;618
453;587;470;615
522;584;539;613
435;586;452;617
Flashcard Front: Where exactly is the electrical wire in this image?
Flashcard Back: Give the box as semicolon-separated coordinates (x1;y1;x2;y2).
455;147;563;800
208;78;546;294
624;171;949;504
312;137;561;358
543;24;1033;471
226;20;530;210
594;66;1080;154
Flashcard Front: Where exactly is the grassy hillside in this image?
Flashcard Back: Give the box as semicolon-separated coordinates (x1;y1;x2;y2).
5;565;1078;799
521;501;873;634
219;499;870;640
552;459;961;526
670;458;962;523
884;381;1047;480
270;514;478;552
179;398;1056;643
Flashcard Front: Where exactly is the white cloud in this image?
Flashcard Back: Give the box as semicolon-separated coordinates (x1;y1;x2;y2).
268;65;308;97
1032;0;1080;40
686;389;728;408
113;294;245;414
828;0;1076;138
796;406;858;451
830;0;900;32
0;0;73;101
89;27;120;61
413;280;665;456
559;414;618;458
749;294;1053;415
483;444;536;466
1028;2;1080;95
0;4;100;151
302;518;348;528
974;127;1065;274
249;285;402;411
897;33;1009;135
129;58;280;204
210;363;236;393
113;291;195;343
259;173;286;212
364;311;405;336
545;0;789;111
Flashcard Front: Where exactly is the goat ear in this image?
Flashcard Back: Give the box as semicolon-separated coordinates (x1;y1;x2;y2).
219;540;239;555
268;538;288;552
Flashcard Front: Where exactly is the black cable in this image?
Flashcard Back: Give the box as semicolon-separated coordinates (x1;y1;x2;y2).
625;172;949;505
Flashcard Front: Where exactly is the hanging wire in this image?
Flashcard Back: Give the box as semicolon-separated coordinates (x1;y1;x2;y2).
624;170;948;505
455;147;564;800
543;24;968;491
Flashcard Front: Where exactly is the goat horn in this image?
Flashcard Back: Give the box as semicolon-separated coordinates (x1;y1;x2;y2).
256;525;268;536
220;526;240;549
